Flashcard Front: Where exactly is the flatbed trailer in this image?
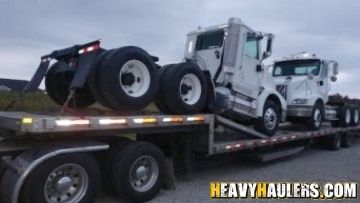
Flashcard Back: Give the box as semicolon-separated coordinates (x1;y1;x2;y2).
0;111;359;203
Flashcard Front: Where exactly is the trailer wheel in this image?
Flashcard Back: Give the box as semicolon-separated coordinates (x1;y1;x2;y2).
98;47;158;111
338;106;352;127
341;133;353;148
254;100;279;136
21;153;100;203
109;142;165;202
154;64;176;114
45;61;95;108
350;107;360;126
162;62;208;114
328;133;341;151
305;102;323;130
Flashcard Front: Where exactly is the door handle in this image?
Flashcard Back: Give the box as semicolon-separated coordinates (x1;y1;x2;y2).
214;50;220;59
256;64;263;72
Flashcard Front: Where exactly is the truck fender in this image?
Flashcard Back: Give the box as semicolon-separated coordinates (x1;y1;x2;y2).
256;90;287;122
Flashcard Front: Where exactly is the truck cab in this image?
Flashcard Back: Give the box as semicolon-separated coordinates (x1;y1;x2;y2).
180;17;287;135
272;52;339;130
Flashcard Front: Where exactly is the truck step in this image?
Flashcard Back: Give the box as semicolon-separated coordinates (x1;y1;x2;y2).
215;115;269;139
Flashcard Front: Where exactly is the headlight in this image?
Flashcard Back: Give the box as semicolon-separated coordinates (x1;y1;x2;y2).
292;99;308;104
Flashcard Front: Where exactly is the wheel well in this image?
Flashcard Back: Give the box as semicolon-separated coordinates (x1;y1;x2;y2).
315;99;325;116
202;70;215;101
267;94;281;110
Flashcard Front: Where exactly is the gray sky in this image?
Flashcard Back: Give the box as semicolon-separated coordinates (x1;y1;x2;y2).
0;0;359;97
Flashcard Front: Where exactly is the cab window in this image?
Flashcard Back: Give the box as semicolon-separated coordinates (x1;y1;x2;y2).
244;33;259;59
195;30;224;50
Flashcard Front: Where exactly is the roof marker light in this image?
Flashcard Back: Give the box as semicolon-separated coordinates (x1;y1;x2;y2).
56;119;90;127
99;119;126;125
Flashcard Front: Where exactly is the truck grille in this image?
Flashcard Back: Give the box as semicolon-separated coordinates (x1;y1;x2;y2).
276;85;287;99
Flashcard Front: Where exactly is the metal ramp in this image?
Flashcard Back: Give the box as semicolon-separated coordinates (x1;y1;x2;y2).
215;115;269;139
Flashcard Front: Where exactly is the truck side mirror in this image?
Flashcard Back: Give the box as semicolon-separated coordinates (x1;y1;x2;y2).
332;62;339;75
262;34;274;60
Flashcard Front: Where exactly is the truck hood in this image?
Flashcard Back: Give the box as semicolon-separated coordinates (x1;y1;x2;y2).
273;76;317;105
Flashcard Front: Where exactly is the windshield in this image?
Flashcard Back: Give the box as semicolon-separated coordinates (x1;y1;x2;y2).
273;59;321;77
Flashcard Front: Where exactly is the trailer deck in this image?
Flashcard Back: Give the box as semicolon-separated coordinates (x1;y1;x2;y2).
1;111;359;156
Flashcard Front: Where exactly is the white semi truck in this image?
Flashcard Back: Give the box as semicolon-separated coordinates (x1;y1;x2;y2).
34;18;286;136
0;18;359;203
272;52;360;130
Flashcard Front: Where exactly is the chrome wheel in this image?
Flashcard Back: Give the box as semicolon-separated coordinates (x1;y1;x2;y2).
119;60;151;97
354;109;359;124
44;163;88;203
264;107;278;130
179;73;202;105
129;155;159;192
345;108;351;124
313;108;322;128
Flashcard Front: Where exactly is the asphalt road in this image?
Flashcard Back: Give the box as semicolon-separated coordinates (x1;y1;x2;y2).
97;136;360;203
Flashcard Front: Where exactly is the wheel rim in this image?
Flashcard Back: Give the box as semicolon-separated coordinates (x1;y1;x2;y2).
44;163;88;203
345;109;351;124
336;135;341;148
354;109;359;124
264;107;278;131
119;60;151;98
179;73;202;105
313;108;322;128
129;155;159;192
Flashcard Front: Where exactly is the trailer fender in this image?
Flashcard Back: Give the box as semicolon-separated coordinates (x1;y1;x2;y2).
0;141;109;203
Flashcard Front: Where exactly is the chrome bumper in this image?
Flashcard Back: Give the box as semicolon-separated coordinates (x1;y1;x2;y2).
287;105;313;117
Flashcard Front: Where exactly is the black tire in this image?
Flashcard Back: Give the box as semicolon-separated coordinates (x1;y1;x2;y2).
305;102;323;130
21;153;100;203
254;100;280;136
328;133;341;151
97;46;159;111
341;133;353;148
162;62;208;114
154;64;176;114
339;106;352;127
109;142;165;202
350;107;360;126
88;50;117;109
45;61;95;108
103;138;133;194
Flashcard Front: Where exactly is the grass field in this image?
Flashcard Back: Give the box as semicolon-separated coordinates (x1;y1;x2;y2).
0;91;159;114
